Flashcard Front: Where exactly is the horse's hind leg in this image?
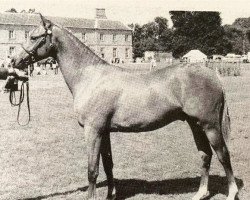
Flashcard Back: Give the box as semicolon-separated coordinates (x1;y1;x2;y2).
101;131;116;200
187;118;212;200
205;126;238;200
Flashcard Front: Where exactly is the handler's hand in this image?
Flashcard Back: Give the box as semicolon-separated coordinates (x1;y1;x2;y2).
8;68;29;82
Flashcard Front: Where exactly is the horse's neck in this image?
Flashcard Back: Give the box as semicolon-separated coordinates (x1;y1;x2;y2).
53;27;107;94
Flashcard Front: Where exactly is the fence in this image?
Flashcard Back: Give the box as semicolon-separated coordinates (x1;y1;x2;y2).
117;60;245;76
205;61;242;76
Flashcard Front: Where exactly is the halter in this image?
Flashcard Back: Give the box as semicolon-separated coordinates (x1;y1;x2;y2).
20;28;54;66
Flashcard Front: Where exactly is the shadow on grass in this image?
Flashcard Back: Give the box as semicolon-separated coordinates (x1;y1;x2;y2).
20;175;243;200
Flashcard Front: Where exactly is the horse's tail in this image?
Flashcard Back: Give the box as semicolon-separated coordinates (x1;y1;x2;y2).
221;89;231;143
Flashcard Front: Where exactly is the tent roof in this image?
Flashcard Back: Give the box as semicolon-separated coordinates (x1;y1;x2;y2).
183;49;207;58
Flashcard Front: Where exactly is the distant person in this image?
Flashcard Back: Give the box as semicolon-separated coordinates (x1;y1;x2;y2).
30;64;34;76
36;66;42;75
53;62;59;75
150;58;157;71
5;56;12;68
42;63;48;75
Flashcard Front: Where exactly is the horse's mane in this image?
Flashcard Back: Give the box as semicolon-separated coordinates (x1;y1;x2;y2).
52;23;189;74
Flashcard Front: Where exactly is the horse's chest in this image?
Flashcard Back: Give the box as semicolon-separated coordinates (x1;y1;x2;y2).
73;88;118;126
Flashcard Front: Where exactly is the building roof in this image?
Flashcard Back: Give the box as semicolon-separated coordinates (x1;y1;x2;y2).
0;12;131;31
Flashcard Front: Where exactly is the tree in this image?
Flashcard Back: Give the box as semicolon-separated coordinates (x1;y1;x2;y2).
6;8;36;14
231;17;250;54
233;17;250;30
170;11;231;58
28;8;36;13
5;8;17;13
130;17;172;60
224;25;244;54
154;17;173;51
130;23;144;59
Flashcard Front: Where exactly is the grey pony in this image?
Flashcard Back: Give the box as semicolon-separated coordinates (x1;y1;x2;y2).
12;14;238;200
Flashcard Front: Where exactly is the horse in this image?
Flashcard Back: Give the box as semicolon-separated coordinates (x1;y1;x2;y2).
11;14;238;200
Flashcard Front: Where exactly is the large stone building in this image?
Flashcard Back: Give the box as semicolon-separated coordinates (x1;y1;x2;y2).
0;9;132;63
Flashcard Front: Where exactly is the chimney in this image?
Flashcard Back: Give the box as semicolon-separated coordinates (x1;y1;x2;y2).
95;8;107;19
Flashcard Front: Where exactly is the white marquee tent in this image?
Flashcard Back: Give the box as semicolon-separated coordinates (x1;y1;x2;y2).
182;50;207;63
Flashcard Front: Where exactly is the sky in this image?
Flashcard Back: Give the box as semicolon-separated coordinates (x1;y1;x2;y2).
1;0;250;26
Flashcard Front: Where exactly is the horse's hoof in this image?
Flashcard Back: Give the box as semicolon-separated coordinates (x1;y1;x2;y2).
192;191;210;200
106;194;116;200
106;188;116;200
226;194;239;200
226;185;239;200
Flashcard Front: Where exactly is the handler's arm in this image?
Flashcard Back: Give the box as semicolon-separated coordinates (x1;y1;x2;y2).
0;68;9;80
0;67;28;81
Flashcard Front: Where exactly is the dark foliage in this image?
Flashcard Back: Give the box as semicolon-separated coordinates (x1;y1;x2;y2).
129;17;173;60
169;11;232;58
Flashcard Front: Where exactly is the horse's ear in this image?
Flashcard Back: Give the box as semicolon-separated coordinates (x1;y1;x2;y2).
39;13;46;27
39;13;52;29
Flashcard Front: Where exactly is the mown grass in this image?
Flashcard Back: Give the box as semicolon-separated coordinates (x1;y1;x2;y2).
0;67;249;200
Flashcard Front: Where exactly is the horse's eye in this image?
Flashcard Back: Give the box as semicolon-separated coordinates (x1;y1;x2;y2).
30;36;36;41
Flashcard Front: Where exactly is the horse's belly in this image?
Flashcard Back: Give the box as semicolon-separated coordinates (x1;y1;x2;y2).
110;105;181;132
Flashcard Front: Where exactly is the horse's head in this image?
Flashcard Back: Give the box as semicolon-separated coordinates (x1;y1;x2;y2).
13;14;55;70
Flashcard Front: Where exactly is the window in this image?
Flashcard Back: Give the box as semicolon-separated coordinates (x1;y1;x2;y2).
9;30;15;40
9;46;15;55
82;33;86;42
25;31;29;40
125;48;129;58
113;34;117;42
125;35;129;42
113;48;117;58
100;47;105;58
100;33;104;41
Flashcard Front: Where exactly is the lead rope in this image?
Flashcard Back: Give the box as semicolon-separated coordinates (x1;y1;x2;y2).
9;81;30;126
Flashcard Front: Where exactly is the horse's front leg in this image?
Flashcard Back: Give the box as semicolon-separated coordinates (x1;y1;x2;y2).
101;131;116;200
84;125;102;200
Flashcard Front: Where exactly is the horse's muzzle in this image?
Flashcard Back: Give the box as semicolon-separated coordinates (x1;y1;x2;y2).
12;51;31;70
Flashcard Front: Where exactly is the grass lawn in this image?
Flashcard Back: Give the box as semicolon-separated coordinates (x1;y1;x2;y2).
0;66;249;200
